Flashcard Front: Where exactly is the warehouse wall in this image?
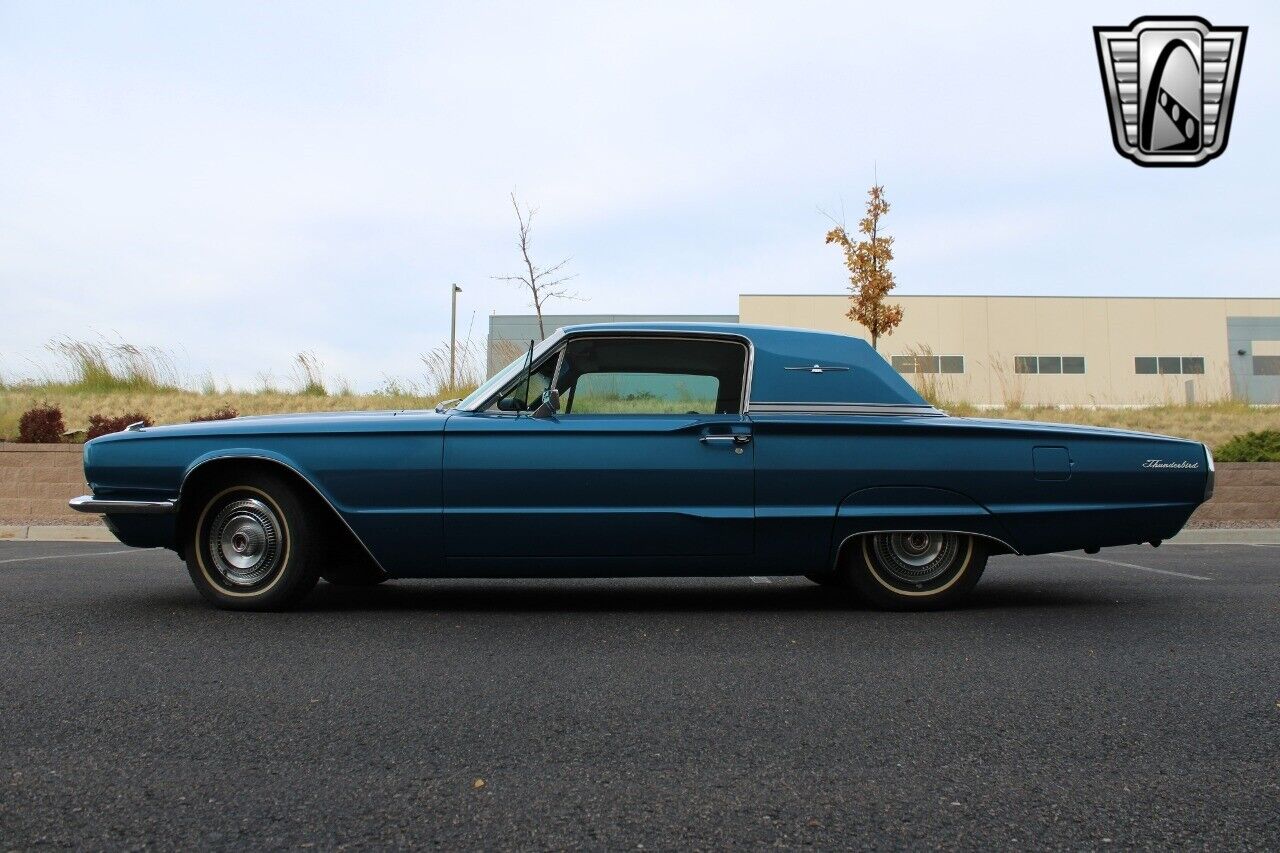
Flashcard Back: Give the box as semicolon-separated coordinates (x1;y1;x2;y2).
738;295;1280;406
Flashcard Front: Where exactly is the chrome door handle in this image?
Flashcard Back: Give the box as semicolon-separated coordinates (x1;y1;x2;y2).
700;434;751;445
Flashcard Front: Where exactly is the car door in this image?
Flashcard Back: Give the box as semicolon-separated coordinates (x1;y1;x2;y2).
443;334;754;563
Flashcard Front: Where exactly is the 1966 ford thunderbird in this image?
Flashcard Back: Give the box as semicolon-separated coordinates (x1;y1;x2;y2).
70;323;1214;611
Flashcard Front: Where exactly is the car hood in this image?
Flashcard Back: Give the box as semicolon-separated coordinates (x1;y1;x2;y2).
87;409;450;445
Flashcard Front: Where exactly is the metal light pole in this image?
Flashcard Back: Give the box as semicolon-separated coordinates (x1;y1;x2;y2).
449;283;462;389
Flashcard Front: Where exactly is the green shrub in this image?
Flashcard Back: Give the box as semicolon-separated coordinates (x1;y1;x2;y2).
1215;430;1280;462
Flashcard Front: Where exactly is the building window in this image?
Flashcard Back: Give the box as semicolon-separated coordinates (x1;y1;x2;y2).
1015;355;1084;375
892;355;964;374
1255;356;1280;376
1135;356;1206;375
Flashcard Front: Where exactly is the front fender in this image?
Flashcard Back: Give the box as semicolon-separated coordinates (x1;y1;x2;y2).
831;486;1020;565
180;448;338;506
178;436;443;577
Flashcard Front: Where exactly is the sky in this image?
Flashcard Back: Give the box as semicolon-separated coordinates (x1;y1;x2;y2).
1;1;1276;390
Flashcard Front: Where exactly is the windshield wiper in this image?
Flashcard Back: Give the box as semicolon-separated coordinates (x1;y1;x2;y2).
434;397;464;414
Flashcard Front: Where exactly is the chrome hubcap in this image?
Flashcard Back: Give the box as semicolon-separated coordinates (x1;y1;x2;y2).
872;532;960;586
207;498;281;587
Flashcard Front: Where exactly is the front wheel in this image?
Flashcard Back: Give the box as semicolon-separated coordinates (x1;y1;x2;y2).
841;532;986;611
184;471;323;610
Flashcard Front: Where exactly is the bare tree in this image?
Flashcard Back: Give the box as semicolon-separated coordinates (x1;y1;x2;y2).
493;192;580;339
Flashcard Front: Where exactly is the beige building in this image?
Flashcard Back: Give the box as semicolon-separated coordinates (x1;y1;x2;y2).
739;295;1280;406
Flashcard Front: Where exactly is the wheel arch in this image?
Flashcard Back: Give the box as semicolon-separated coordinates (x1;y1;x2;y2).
176;453;386;577
830;485;1021;570
833;529;1016;574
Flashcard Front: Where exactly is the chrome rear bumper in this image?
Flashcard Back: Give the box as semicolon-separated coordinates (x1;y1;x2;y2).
69;496;178;515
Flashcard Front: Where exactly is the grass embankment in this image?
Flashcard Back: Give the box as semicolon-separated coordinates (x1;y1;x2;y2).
3;338;1277;449
0;338;479;440
943;401;1280;451
0;388;465;440
3;387;1276;451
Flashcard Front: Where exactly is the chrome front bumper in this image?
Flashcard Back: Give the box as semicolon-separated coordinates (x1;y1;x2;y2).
69;496;178;515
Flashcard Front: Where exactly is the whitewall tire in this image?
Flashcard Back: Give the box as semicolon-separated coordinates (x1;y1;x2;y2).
841;531;986;610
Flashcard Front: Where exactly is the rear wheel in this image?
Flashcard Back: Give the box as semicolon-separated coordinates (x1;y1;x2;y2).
183;471;322;610
841;531;986;610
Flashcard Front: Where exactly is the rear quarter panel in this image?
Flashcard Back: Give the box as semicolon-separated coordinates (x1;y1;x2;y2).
751;415;1208;567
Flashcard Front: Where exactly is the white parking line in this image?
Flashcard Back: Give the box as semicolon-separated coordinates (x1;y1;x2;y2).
749;576;772;584
1049;552;1211;581
0;548;143;566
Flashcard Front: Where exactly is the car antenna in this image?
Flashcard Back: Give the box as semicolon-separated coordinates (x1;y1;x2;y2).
517;339;534;415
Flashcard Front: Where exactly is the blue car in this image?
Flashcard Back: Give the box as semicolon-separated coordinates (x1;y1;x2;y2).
70;323;1214;610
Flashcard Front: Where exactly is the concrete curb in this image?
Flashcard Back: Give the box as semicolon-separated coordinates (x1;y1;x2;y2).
0;525;117;542
1;524;1277;546
1166;528;1280;545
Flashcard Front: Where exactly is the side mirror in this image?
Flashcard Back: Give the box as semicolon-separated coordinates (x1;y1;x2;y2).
497;396;524;412
532;388;560;419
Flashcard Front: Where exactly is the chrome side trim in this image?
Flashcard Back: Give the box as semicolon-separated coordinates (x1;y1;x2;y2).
783;364;850;373
69;495;177;514
834;529;1021;568
750;402;946;417
179;455;389;578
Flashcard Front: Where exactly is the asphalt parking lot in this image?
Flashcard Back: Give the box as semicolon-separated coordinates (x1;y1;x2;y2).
1;541;1277;850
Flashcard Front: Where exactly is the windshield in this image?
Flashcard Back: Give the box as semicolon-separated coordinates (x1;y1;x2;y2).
456;331;565;411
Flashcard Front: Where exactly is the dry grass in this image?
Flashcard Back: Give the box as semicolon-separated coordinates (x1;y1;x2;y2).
0;388;466;441
4;337;1276;449
4;387;1272;450
34;337;184;393
946;401;1280;449
0;334;494;440
418;333;487;402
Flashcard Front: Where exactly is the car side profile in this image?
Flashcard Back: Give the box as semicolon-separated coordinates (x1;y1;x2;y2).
70;323;1214;611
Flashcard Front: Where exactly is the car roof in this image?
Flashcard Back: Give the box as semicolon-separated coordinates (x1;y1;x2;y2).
559;321;802;336
554;322;930;408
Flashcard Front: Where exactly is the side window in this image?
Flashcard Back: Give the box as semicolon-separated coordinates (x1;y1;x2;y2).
574;372;720;414
558;337;746;415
